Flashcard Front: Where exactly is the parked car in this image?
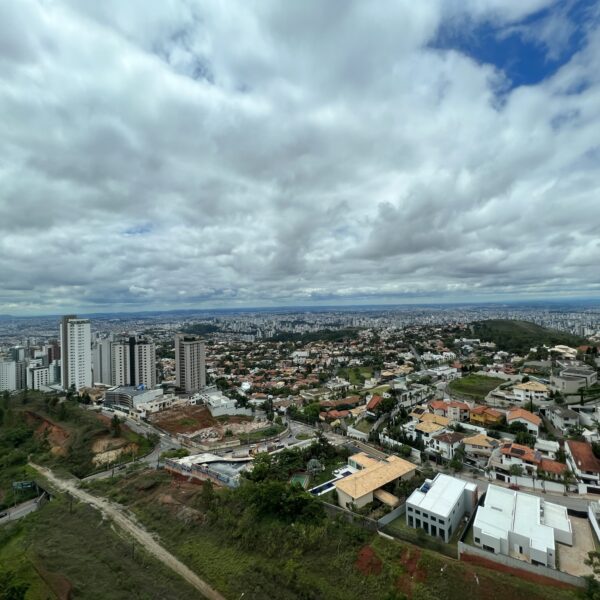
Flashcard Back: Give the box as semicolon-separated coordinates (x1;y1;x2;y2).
508;484;520;491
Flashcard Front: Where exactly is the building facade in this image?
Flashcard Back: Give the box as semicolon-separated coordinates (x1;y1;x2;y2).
175;334;206;393
59;315;92;391
406;473;478;543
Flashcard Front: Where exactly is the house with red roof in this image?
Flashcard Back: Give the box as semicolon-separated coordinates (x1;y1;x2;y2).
507;407;542;436
366;395;383;416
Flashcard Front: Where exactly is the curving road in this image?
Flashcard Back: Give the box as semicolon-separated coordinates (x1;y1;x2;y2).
30;463;225;600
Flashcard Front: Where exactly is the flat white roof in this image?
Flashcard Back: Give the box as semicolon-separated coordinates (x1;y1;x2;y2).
474;485;566;552
406;473;476;518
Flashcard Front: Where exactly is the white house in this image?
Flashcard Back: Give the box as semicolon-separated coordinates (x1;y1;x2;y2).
547;406;580;435
406;473;478;543
473;485;572;569
511;381;550;404
427;431;465;460
506;408;541;436
565;440;600;486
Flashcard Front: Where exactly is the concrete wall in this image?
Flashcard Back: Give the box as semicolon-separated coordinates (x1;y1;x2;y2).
347;426;369;441
588;505;600;544
458;542;584;588
377;503;406;526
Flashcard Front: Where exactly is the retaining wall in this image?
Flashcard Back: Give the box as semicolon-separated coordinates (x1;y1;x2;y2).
458;542;584;588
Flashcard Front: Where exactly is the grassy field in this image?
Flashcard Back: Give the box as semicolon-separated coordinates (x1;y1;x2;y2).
337;367;373;386
353;419;374;434
0;496;200;600
80;469;579;600
449;374;505;401
244;423;285;442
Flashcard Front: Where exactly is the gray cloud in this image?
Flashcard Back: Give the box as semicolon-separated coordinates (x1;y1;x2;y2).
0;0;599;314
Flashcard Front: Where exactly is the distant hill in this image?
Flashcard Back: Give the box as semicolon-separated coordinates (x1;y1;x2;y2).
472;319;587;354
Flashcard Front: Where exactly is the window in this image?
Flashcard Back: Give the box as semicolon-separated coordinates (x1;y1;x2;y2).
408;516;414;527
474;537;480;544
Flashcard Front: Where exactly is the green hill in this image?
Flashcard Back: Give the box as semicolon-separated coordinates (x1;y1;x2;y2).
472;320;587;354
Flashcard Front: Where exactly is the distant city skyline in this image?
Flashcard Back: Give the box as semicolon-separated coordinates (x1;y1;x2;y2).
1;1;599;315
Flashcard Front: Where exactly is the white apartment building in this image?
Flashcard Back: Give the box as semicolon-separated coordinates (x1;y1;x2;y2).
175;334;206;393
473;485;572;569
0;360;16;392
92;336;113;385
60;315;92;391
27;365;50;390
110;336;156;389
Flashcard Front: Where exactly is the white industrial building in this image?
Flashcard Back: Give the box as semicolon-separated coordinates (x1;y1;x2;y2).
472;485;572;569
406;473;478;543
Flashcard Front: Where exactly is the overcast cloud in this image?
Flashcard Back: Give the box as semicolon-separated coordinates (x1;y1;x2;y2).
1;0;599;315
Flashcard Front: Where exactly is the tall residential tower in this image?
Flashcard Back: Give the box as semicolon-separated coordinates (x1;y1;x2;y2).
59;315;92;391
174;334;206;393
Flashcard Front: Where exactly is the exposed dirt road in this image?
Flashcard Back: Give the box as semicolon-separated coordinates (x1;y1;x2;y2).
30;463;226;600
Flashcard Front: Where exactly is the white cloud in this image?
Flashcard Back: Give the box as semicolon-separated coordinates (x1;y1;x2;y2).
0;0;599;314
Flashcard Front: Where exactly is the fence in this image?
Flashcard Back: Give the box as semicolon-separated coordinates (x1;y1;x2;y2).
377;503;405;526
589;504;600;545
346;426;369;442
321;501;379;532
457;542;585;588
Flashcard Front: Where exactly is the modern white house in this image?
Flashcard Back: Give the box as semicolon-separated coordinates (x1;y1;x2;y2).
472;485;572;569
406;473;478;543
547;406;580;435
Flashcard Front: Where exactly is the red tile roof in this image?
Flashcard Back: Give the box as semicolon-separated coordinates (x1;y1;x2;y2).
566;440;600;473
507;408;541;427
367;395;383;411
539;458;568;475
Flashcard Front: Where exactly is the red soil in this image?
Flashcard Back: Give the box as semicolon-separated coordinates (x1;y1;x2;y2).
461;553;577;591
355;545;383;576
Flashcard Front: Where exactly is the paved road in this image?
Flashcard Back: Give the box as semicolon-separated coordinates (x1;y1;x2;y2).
0;498;39;526
30;463;225;600
409;344;425;370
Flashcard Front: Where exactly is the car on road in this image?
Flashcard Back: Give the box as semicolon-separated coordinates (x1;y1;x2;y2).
0;511;8;519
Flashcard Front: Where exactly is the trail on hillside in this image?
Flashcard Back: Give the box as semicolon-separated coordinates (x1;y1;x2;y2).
29;463;226;600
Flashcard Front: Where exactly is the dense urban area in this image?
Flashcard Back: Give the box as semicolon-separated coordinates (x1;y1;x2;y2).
2;302;600;599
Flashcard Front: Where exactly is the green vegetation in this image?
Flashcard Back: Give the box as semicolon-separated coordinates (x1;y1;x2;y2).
244;423;285;442
0;391;157;508
270;328;360;343
160;448;189;459
353;419;374;434
181;322;220;335
449;374;505;401
0;496;199;599
81;464;577;600
337;366;373;386
473;319;586;354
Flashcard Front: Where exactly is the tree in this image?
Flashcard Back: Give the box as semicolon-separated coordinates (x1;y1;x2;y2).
200;479;216;511
509;464;523;478
110;414;121;438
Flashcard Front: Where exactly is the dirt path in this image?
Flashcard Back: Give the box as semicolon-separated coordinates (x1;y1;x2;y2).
30;463;226;600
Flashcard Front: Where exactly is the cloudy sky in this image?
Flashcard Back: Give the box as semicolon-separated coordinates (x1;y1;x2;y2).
1;0;600;315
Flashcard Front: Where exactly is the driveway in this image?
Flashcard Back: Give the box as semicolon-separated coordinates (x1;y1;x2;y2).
559;516;595;577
